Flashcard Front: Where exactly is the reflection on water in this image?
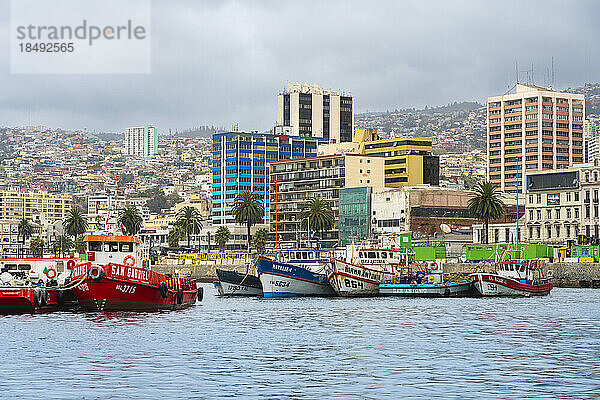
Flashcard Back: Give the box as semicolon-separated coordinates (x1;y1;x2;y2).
0;285;599;399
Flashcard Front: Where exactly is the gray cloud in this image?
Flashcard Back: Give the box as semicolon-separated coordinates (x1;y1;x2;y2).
0;0;599;134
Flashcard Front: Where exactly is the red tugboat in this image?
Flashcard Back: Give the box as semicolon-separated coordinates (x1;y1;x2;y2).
0;257;79;314
71;234;201;311
470;259;552;297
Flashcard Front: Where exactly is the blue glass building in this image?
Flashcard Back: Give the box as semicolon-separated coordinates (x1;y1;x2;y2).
212;132;327;225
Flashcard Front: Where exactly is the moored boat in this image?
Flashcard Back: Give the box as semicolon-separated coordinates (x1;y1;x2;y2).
71;234;200;311
214;268;263;296
0;257;79;314
470;259;552;297
256;250;334;298
327;246;409;297
379;280;473;297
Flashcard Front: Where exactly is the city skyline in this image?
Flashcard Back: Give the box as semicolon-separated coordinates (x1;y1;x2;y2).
1;0;599;134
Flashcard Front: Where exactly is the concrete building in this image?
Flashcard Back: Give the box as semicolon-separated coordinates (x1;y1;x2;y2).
584;117;600;163
318;129;439;188
276;82;354;142
87;194;126;229
124;126;158;157
487;84;585;193
472;222;524;244
0;191;72;223
173;193;212;220
269;153;385;249
211;131;326;226
579;162;600;240
524;168;581;246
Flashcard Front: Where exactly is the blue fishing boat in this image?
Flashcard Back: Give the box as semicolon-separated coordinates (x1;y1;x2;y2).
256;249;335;298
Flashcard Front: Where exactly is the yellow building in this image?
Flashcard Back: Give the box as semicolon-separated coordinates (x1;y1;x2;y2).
0;191;73;223
324;129;440;188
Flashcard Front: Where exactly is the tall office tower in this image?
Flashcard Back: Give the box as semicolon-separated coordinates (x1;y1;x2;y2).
584;117;600;163
124;125;158;157
276;82;354;142
487;84;585;193
211;131;327;226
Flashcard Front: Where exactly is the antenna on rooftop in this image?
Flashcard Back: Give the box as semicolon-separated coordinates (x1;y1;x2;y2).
551;56;555;88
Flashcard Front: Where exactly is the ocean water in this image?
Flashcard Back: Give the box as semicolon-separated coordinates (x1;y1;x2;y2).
1;285;599;399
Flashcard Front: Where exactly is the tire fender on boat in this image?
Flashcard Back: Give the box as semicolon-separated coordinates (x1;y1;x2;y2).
176;288;184;305
197;287;204;302
33;287;43;307
158;281;169;298
87;265;105;281
444;288;451;298
57;290;65;306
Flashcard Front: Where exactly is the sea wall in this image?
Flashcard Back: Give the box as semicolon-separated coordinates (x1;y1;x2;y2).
153;261;600;287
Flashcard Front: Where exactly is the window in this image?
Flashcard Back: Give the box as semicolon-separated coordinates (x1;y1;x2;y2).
575;207;580;218
536;210;542;220
566;208;571;218
529;210;534;220
537;194;542;203
547;209;552;219
555;209;560;219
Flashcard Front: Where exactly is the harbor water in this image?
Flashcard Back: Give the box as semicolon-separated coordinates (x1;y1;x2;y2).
1;285;599;399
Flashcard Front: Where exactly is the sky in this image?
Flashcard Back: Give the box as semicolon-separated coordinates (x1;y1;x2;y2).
0;0;599;134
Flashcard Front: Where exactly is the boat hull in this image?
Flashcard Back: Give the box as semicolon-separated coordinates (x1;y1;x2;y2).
327;258;394;297
214;269;263;296
471;273;552;297
256;257;334;298
379;280;473;297
0;287;77;314
72;263;198;311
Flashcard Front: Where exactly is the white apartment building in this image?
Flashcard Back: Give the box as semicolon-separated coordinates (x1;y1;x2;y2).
124;126;158;157
584;117;600;163
487;84;585;193
276;82;354;142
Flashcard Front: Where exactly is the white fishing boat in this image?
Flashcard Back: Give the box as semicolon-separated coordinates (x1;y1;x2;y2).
327;245;412;297
471;259;552;297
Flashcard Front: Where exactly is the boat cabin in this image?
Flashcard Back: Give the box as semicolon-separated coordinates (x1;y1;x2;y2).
0;258;75;283
344;245;411;266
85;234;148;269
496;260;539;282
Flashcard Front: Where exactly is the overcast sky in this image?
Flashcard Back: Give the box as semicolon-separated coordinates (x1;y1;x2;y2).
1;0;599;134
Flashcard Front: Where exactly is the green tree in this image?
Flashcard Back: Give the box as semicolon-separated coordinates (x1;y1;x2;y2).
29;236;44;257
63;207;88;238
74;235;86;254
118;206;143;236
18;218;34;244
253;227;269;254
300;197;334;247
468;181;505;244
53;235;73;257
232;191;264;252
215;226;231;252
175;206;203;248
167;225;185;248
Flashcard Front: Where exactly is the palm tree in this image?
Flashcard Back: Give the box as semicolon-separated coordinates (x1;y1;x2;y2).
167;225;185;248
215;226;231;252
18;218;33;256
468;181;506;244
29;236;44;257
253;227;269;254
63;207;88;238
53;235;73;257
118;206;143;236
232;191;264;252
300;197;334;247
74;235;86;254
175;206;203;248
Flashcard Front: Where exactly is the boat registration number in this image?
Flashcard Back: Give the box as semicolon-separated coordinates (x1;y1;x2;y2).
486;283;498;291
116;284;136;294
270;280;290;288
344;279;364;289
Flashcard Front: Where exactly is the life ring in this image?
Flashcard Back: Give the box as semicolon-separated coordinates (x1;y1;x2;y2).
67;260;76;270
142;260;147;268
123;255;135;267
45;268;57;279
430;262;439;271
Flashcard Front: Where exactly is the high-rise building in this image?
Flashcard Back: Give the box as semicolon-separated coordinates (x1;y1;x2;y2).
0;191;72;222
584;117;600;163
269;153;385;249
124;125;158;157
276;82;354;142
318;128;440;187
211;131;327;226
487;84;585;193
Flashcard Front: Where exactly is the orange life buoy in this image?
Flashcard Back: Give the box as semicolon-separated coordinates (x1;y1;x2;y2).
45;267;57;279
66;260;75;270
430;262;439;271
123;255;135;266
